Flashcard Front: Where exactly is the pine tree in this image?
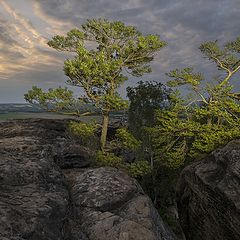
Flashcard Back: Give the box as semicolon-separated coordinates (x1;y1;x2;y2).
150;37;240;168
25;18;166;150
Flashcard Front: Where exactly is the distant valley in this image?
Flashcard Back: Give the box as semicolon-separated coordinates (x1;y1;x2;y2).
0;103;43;113
0;104;72;121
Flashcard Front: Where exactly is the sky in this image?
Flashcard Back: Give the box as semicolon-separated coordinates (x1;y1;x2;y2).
0;0;239;103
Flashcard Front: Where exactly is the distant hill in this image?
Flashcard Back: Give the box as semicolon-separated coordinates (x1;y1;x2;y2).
0;103;43;114
0;103;127;122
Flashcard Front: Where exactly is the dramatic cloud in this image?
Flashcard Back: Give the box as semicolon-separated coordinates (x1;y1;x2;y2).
0;0;239;102
0;0;64;81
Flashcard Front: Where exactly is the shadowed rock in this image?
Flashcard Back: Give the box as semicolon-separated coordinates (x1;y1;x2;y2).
176;140;240;240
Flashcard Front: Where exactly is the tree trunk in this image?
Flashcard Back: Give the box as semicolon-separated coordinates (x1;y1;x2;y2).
100;111;109;150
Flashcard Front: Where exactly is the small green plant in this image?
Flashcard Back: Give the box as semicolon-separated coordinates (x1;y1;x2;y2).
95;150;123;168
69;121;97;138
126;160;151;178
115;128;141;150
68;120;99;148
95;150;151;177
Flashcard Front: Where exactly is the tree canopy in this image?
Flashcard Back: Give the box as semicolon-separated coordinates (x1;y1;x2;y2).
25;18;166;149
150;37;240;168
127;81;172;139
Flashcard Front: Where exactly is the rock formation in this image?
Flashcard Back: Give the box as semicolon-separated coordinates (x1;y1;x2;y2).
176;140;240;240
0;119;177;240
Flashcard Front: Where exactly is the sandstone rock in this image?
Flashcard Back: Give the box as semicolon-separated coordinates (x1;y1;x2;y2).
0;119;90;240
176;140;240;240
0;119;177;240
66;167;176;240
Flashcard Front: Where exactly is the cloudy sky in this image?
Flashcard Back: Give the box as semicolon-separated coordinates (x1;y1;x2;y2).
0;0;239;103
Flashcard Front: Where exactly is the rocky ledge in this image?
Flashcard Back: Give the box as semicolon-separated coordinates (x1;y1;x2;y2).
176;140;240;240
0;119;177;240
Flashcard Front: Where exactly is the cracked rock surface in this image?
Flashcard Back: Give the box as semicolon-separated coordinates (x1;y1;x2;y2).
0;119;177;240
176;140;240;240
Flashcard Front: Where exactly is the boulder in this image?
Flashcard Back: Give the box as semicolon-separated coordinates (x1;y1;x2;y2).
176;140;240;240
65;167;176;240
0;119;177;240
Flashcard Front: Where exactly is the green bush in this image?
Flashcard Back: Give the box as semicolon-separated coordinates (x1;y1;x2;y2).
69;121;97;138
95;150;123;168
126;160;151;178
95;150;151;178
115;128;141;150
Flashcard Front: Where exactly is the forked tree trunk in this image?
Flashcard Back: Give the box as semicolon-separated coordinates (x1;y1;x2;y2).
100;111;109;150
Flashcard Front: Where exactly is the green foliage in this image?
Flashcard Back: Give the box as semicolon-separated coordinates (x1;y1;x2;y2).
127;81;172;139
150;37;240;169
101;94;129;111
225;37;240;53
25;18;166;149
115;128;141;150
96;127;149;177
166;68;203;88
95;150;150;178
95;150;123;168
126;160;151;178
199;40;240;72
68;120;99;148
149;103;189;169
190;125;240;155
69;121;97;138
24;86;78;114
58;19;166;114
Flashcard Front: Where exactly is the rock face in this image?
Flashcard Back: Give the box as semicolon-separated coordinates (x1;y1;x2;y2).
176;140;240;240
66;167;176;240
0;119;177;240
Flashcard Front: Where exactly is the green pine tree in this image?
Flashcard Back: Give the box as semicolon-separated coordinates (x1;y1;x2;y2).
150;37;240;168
25;18;166;150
